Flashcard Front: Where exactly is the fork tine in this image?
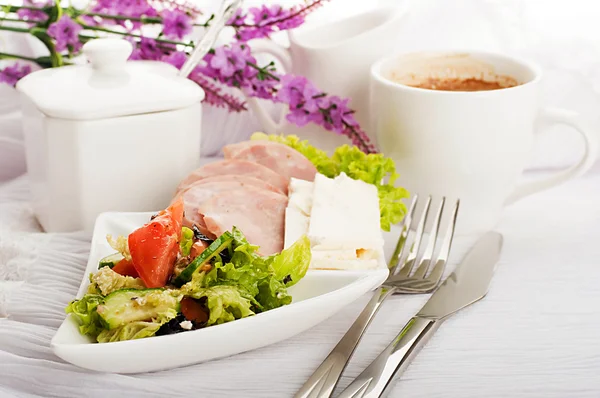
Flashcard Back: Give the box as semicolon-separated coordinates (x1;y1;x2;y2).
426;199;460;284
412;197;446;279
389;195;419;272
397;196;432;277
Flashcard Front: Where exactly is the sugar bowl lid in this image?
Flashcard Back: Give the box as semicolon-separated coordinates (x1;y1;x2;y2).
16;38;205;120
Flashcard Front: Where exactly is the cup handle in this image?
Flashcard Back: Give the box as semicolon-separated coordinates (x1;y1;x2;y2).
506;107;598;205
245;39;293;134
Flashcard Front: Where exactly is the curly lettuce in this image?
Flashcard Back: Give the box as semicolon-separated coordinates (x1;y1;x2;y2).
181;228;310;314
265;235;311;287
251;133;409;231
65;294;105;338
180;227;194;256
183;285;254;325
97;321;163;343
106;234;131;260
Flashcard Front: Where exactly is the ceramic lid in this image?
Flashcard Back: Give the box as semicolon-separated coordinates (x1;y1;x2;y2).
16;38;204;120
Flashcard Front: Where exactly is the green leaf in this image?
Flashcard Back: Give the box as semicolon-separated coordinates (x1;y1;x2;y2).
184;285;254;325
65;294;105;338
256;276;291;311
266;235;311;287
47;2;63;24
180;228;302;315
180;227;194;256
97;320;162;343
33;56;55;69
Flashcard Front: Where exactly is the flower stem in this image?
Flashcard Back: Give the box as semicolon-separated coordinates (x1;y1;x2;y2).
0;25;29;34
0;16;26;23
82;11;214;28
79;24;194;47
81;13;162;24
0;51;37;62
246;61;279;81
230;0;328;28
3;5;43;12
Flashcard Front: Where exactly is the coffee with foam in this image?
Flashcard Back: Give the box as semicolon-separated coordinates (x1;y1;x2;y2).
388;53;519;91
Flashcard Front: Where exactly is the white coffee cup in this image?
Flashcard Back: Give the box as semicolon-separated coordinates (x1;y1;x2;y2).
246;4;408;152
370;51;598;234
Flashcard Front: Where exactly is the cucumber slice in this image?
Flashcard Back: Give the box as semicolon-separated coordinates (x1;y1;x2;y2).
96;288;179;330
98;253;124;269
172;231;234;287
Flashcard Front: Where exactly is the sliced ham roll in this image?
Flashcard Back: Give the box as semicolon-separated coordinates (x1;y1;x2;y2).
198;186;288;255
223;141;317;182
176;177;281;232
176;159;289;194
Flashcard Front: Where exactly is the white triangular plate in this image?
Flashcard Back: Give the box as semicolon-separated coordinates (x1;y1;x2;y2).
51;212;389;373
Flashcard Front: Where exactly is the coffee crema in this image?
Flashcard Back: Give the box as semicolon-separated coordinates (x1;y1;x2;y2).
387;54;521;92
407;76;518;92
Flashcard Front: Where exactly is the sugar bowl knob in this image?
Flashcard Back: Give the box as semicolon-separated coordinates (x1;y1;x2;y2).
83;38;132;71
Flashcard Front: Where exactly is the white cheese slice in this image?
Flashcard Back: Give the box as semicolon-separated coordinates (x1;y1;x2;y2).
288;178;314;216
308;173;384;255
284;207;309;249
283;172;384;271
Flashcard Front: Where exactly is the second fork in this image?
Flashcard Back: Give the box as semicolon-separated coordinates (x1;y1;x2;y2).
294;195;459;398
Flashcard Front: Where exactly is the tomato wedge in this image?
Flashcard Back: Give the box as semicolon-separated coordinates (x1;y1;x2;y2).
112;258;139;278
128;198;184;288
180;297;209;324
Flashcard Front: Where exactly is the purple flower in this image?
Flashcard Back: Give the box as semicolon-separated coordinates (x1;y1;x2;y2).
286;107;312;127
93;0;155;17
161;10;193;39
91;0;157;29
227;8;247;26
17;0;49;24
251;79;279;99
209;46;246;78
232;3;310;41
321;96;350;132
0;63;32;87
47;15;83;52
129;38;163;61
202;43;255;81
161;51;188;69
277;75;308;106
190;73;247;112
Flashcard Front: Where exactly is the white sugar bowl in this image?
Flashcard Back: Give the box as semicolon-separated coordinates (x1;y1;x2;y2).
16;38;204;233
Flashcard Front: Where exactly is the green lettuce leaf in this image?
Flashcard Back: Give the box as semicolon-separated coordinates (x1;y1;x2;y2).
65;294;105;338
180;227;194;256
256;277;291;311
97;320;162;343
266;235;311;287
181;228;307;314
251;133;410;231
184;285;254;325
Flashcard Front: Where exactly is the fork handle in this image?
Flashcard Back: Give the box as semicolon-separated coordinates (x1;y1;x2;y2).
337;316;441;398
294;287;395;398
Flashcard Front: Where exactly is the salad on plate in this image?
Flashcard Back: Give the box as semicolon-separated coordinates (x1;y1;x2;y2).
67;198;311;343
65;134;408;344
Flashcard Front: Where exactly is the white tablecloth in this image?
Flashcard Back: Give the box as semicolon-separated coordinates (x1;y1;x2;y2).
2;164;600;398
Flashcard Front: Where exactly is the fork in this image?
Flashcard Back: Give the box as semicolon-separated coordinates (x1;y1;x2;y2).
294;195;460;398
